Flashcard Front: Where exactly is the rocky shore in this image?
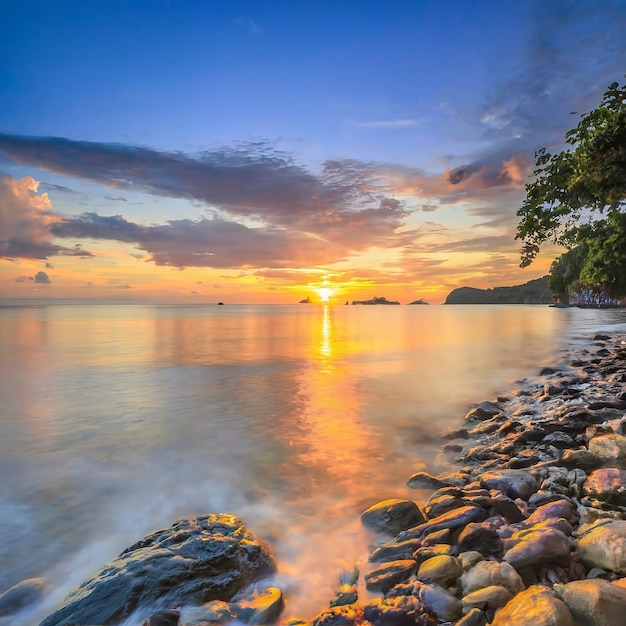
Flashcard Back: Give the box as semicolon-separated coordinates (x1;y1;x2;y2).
4;333;626;625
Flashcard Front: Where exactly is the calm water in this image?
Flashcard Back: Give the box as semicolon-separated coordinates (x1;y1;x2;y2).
1;303;626;624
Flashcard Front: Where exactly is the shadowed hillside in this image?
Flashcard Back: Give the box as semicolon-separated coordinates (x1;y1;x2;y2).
445;276;551;304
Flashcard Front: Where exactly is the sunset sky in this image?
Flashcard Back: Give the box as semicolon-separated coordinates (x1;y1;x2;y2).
1;0;625;304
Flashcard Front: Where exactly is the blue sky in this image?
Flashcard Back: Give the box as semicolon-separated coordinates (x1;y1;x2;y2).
1;0;625;303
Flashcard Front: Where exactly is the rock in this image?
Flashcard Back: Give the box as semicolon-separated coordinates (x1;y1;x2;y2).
462;585;512;611
542;431;576;449
311;605;360;626
503;528;571;571
233;587;284;624
458;551;484;572
417;555;462;587
416;583;463;621
480;469;539;500
489;492;525;523
369;538;423;563
461;560;525;596
456;607;487;626
583;468;626;507
143;609;180;626
525;498;578;527
490;585;574;625
364;560;418;594
457;522;503;556
589;434;626;463
398;505;488;541
39;514;276;626
361;499;425;536
559;449;604;472
330;584;358;607
0;577;48;617
577;520;626;574
413;544;454;566
362;595;438;626
465;401;502;422
557;578;626;626
185;600;234;624
406;472;450;490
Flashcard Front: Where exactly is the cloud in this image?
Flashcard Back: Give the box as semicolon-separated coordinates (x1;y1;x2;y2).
0;135;412;236
15;270;51;284
477;0;626;146
0;136;534;272
0;175;93;260
34;270;51;283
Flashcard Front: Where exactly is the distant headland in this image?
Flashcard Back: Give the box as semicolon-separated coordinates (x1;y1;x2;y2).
445;276;551;304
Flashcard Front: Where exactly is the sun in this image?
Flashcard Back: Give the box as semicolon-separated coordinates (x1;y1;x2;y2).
316;287;334;302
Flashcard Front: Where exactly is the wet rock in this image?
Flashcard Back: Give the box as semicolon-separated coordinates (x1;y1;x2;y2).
362;595;438;626
233;587;284;624
490;585;574;626
577;520;626;574
420;527;450;546
416;583;463;621
525;498;578;527
330;584;358;608
456;607;487;626
413;544;454;566
143;609;180;626
39;514;276;626
480;469;539;500
465;401;502;422
416;555;462;587
457;522;503;556
310;605;359;626
557;578;626;626
434;470;470;487
460;560;524;596
361;499;425;536
398;505;488;541
542;431;576;449
583;468;626;507
489;492;525;523
507;449;541;469
503;527;571;571
406;472;450;490
458;551;484;572
369;538;423;563
185;600;235;624
589;434;626;464
0;577;48;617
462;585;513;611
364;559;418;594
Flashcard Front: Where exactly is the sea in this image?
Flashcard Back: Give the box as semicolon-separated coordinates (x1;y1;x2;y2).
1;302;626;625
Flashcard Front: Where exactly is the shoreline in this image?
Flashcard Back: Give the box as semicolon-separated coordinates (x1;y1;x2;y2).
5;332;626;625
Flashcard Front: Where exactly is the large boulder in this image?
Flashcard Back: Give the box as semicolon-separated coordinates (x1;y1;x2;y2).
491;585;574;626
503;528;571;571
360;499;425;536
40;514;276;626
577;520;626;574
588;434;626;464
480;469;539;500
583;468;626;507
557;579;626;626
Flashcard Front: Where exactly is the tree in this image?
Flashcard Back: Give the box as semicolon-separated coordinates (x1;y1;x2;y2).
516;78;626;297
548;244;588;302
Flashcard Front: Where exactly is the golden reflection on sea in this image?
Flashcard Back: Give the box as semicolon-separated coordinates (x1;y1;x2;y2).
293;305;379;489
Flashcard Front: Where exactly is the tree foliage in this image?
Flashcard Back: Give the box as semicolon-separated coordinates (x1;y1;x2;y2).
516;78;626;298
